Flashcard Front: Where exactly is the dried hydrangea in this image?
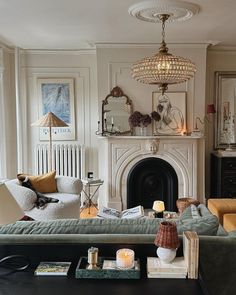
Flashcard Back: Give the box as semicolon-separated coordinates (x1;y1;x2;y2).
129;111;143;127
129;111;152;127
151;111;161;122
141;114;152;127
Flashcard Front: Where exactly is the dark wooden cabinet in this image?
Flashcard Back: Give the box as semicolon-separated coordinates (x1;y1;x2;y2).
211;152;236;198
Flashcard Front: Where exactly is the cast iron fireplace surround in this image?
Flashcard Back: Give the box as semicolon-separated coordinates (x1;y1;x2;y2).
127;157;178;211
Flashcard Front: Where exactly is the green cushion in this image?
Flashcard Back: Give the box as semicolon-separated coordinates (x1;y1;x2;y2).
228;230;236;237
179;204;201;220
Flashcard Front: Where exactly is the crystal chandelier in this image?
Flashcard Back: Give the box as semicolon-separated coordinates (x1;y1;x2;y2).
131;13;197;95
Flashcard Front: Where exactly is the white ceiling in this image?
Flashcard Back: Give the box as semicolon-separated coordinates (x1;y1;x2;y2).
0;0;235;50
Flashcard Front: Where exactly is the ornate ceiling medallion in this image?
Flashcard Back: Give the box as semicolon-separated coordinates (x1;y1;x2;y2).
129;0;200;94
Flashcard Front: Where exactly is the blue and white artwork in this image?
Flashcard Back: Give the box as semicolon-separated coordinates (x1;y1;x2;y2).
42;83;71;124
38;78;75;141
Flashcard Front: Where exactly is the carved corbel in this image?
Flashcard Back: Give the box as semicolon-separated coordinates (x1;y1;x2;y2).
147;139;159;154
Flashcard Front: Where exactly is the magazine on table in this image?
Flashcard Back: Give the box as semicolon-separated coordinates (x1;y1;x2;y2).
97;205;144;219
81;178;103;184
34;262;71;276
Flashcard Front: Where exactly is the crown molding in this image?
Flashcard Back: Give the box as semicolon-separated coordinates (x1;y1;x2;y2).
95;42;209;49
208;45;236;52
0;41;15;53
22;49;96;55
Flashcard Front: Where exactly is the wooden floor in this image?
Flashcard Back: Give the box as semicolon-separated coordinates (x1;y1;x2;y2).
80;206;98;218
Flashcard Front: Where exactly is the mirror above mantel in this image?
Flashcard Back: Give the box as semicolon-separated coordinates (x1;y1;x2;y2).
215;71;236;149
101;86;133;136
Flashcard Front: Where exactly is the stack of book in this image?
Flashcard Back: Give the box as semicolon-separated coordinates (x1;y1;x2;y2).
147;256;188;279
183;231;199;279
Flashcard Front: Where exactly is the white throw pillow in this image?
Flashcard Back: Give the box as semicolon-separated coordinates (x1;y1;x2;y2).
5;180;37;211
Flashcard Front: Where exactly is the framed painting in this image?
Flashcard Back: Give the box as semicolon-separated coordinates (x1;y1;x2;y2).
152;92;187;135
38;78;75;140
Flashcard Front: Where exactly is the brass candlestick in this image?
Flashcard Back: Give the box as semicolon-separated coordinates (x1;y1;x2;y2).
87;247;100;270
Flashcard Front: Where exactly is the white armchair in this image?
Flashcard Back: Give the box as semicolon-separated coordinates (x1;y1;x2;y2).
5;176;83;221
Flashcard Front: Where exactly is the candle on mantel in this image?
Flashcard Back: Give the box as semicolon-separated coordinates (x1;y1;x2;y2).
116;248;135;269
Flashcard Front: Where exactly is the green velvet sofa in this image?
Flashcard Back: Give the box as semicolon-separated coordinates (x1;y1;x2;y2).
0;204;225;236
0;204;235;295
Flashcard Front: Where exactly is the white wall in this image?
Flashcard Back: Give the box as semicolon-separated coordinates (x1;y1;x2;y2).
97;44;208;135
0;46;17;179
206;47;236;196
19;49;99;177
1;44;209;186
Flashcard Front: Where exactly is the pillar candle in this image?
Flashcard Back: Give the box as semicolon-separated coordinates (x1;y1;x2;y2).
116;248;134;269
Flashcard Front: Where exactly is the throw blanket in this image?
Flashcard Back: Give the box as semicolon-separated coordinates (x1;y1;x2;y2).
22;177;59;209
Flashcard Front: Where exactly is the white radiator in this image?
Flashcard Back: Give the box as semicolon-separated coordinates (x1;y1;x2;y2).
35;143;85;178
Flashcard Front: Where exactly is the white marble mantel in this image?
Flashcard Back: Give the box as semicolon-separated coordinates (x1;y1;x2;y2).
98;135;205;211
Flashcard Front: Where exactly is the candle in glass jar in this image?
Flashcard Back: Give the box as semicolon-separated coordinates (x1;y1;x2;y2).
116;248;135;269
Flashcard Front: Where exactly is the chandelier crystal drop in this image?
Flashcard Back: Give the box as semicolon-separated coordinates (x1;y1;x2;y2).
131;13;196;94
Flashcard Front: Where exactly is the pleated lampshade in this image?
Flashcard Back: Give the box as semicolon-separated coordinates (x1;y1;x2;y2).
31;112;68;127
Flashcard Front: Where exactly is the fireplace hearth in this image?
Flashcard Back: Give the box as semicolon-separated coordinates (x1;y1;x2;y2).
127;157;178;211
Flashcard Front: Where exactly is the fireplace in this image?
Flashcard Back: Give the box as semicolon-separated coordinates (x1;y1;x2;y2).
98;136;205;211
127;157;178;211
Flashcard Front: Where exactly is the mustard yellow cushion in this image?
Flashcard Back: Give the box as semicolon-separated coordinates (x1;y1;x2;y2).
223;214;236;232
17;171;57;193
208;198;236;225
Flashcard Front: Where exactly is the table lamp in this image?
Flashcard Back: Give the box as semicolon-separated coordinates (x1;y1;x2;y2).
0;183;30;274
152;200;165;218
154;221;180;263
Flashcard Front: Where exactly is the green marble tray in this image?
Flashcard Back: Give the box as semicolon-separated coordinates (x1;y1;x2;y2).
75;257;140;279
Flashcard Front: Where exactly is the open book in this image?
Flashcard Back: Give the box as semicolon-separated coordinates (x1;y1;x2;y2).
97;205;144;219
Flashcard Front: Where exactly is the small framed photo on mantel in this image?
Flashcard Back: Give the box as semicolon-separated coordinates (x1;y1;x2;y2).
152;92;187;136
37;78;76;141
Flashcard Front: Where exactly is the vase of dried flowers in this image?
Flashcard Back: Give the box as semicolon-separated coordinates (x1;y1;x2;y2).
129;111;152;136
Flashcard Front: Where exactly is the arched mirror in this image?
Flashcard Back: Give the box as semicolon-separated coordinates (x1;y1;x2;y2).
215;71;236;149
101;86;133;135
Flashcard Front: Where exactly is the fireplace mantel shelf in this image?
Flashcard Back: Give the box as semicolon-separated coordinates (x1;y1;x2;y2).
98;135;204;140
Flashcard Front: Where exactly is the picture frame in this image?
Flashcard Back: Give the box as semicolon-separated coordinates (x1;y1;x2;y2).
152;92;187;135
37;78;75;140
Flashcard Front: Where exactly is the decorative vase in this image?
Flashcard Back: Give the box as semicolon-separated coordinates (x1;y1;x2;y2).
135;126;147;136
156;247;177;263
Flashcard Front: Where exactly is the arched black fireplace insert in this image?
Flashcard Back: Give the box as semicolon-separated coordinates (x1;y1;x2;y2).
127;157;178;211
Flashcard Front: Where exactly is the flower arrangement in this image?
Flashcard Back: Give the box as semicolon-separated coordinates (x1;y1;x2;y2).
151;111;161;122
129;111;152;127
